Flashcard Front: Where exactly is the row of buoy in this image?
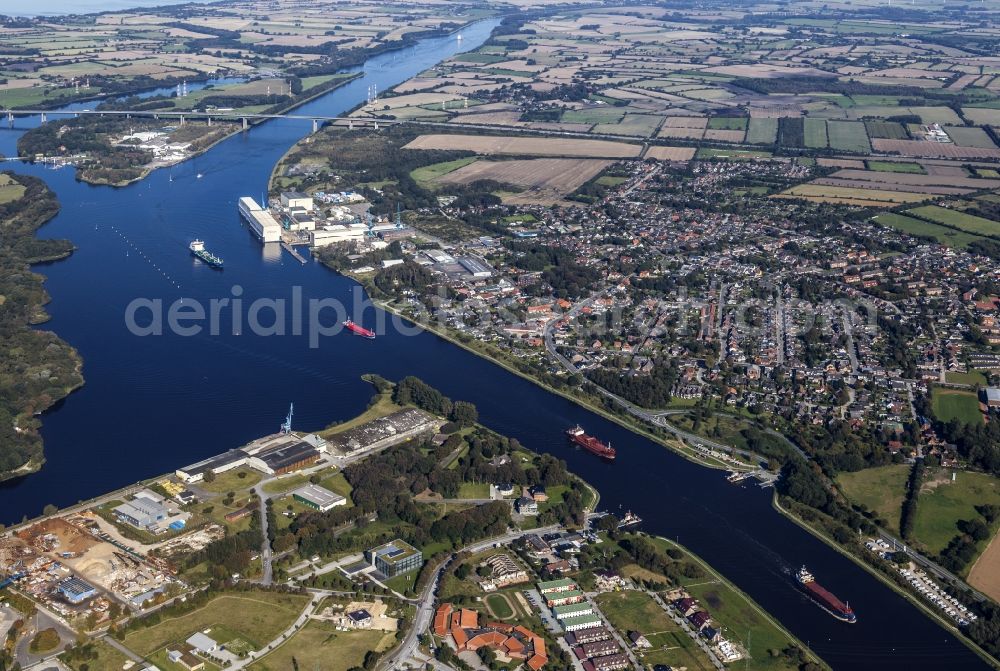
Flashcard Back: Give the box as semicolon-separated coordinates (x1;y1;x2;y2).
104;223;183;291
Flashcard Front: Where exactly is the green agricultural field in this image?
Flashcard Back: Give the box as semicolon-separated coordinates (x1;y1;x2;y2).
409;157;478;188
931;387;982;425
867;160;925;173
248;622;392;671
562;107;626;124
837;464;910;533
944;126;998;149
707;117;748;130
874;213;983;248
595;113;662;137
804;118;828;148
914;469;1000;555
746;117;778;144
827;120;870;152
124;593;310;656
864;120;908;139
908;205;1000;237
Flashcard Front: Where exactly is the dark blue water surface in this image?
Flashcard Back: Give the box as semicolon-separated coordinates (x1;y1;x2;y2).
0;21;989;671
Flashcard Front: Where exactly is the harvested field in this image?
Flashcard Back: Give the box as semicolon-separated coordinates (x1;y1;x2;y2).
777;184;927;205
962;107;1000;126
818;158;865;169
402;134;642;158
969;531;1000;604
872;139;1000;159
703;129;745;142
436;158;611;204
831;169;1000;189
645;146;697;161
662;116;708;128
810;178;969;197
659;127;704;139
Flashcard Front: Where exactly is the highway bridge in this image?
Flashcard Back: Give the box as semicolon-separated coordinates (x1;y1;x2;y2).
2;108;395;133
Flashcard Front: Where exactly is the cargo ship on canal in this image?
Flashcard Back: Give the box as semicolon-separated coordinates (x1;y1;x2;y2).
343;320;376;339
189;240;223;268
796;567;856;623
566;425;616;460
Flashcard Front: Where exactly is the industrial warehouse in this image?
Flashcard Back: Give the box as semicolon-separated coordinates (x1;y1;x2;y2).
327;408;438;454
176;431;328;483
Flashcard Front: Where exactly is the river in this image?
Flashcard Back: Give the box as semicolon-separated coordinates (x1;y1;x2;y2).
0;19;988;671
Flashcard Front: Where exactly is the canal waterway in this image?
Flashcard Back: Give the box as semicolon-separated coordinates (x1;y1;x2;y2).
0;19;989;671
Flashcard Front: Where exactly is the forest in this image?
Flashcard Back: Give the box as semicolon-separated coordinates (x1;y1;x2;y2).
0;173;81;478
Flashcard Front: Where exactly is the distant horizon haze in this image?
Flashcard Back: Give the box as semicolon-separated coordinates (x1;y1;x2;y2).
4;0;213;16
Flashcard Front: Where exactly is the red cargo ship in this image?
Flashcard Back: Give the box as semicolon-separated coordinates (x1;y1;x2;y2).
565;425;616;460
343;320;375;339
795;567;856;623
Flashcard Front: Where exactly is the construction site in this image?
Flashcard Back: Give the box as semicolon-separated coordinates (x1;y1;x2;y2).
0;514;184;626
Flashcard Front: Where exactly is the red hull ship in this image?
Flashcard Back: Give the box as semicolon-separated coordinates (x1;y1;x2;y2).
343;320;375;339
796;567;856;623
566;425;616;460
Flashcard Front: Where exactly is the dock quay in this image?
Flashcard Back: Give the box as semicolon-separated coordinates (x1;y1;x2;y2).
281;242;308;264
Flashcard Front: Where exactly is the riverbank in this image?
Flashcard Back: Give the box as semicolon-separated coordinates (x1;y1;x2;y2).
773;496;1000;669
649;532;830;671
0;173;82;482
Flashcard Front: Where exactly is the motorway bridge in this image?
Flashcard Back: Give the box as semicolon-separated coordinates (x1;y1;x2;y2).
2;108;395;133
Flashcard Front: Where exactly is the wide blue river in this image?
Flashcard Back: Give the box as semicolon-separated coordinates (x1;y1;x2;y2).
0;19;988;671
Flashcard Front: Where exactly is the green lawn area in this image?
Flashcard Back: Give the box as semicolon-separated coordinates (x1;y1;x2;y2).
457;482;490;498
409;157;478;188
486;593;515;618
914;469;1000;556
867;160;925;173
60;639;132;671
0;175;25;204
199;467;262;494
249;622;393;671
595;591;674;633
931;387;982;425
707;117;748;130
596;175;628;186
685;581;799;671
837;464;910;533
874;213;984;249
642;631;714;671
123;593;310;656
946;370;988;386
908;205;1000;237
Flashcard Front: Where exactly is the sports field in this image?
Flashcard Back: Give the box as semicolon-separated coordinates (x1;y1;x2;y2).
930;387;982;425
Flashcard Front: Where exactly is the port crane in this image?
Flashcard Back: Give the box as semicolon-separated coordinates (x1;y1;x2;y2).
280;403;294;434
